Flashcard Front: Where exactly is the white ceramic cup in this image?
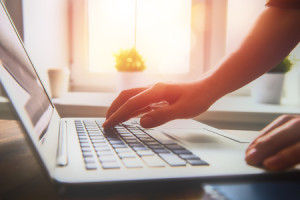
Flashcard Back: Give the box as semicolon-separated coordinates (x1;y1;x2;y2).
48;67;70;98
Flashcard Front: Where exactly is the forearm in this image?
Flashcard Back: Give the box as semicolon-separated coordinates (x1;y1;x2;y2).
202;7;300;99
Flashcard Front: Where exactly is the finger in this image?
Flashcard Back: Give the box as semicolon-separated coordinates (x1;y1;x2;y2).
247;115;297;151
140;102;186;128
125;106;153;121
263;142;300;171
106;87;146;119
245;118;300;166
111;102;169;127
103;85;167;128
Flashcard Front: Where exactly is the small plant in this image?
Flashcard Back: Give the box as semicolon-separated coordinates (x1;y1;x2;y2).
269;56;293;73
114;47;146;72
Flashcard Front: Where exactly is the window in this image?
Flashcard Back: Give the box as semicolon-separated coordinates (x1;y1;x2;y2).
70;0;212;91
89;0;191;74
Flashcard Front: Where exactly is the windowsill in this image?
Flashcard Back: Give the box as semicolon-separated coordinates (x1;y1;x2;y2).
1;92;300;130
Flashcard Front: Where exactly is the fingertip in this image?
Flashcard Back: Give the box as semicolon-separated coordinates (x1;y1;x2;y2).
245;148;260;165
102;119;109;128
140;116;154;128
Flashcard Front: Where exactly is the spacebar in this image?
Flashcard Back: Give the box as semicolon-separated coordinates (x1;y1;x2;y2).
159;153;186;166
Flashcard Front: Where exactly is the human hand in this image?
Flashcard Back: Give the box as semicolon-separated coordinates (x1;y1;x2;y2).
245;115;300;171
102;81;219;129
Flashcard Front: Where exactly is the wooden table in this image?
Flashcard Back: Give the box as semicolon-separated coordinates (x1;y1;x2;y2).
0;120;209;200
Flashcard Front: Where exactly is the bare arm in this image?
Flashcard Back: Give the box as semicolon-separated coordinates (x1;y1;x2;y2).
204;7;300;99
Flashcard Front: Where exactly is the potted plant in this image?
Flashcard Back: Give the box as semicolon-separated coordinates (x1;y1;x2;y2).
114;47;146;91
251;56;293;104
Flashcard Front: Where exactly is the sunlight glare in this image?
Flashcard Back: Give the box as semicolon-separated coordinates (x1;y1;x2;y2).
88;0;191;74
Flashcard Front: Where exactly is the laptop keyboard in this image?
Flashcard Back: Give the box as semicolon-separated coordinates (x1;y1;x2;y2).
74;120;208;170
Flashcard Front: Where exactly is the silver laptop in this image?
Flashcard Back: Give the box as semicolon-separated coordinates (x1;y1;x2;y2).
0;1;276;190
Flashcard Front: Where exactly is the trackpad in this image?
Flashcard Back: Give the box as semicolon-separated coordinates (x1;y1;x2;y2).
163;129;260;144
163;129;224;144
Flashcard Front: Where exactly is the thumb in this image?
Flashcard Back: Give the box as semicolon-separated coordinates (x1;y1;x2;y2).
140;105;181;128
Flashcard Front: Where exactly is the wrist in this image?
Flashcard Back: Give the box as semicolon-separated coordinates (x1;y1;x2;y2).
194;72;227;104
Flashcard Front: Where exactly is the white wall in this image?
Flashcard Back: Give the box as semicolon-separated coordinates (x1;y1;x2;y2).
22;0;69;90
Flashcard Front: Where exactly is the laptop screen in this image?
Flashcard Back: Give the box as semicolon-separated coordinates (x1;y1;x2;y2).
0;3;53;140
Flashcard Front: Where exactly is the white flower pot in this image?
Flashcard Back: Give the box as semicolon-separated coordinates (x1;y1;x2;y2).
251;73;285;104
117;71;144;92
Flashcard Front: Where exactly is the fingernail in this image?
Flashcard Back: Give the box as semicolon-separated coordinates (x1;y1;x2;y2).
246;148;258;164
140;116;154;127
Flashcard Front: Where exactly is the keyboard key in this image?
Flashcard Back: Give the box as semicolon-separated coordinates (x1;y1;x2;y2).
148;144;163;149
142;156;165;167
84;157;96;163
144;140;160;144
153;149;170;154
133;147;149;151
179;154;200;160
80;143;90;147
96;151;113;157
82;152;93;157
122;136;136;140
118;152;136;159
129;143;144;147
187;159;209;166
86;163;97;170
91;139;106;143
90;136;104;140
122;158;143;168
98;155;117;162
124;139;139;143
93;143;108;147
166;144;185;150
139;138;156;142
136;150;154;157
109;140;125;145
159;153;186;166
115;148;131;153
112;144;127;148
119;133;132;137
101;162;120;169
88;132;102;136
94;147;111;152
172;150;192;155
81;147;92;152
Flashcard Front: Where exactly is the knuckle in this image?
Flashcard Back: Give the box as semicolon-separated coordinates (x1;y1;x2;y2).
119;89;131;97
287;118;300;130
255;137;268;149
126;96;137;107
278;114;294;122
152;82;166;90
152;82;168;97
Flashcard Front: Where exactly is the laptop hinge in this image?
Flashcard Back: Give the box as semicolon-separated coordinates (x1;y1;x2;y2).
56;120;68;166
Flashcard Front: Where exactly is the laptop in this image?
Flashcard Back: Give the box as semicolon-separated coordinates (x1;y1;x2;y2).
0;1;287;191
